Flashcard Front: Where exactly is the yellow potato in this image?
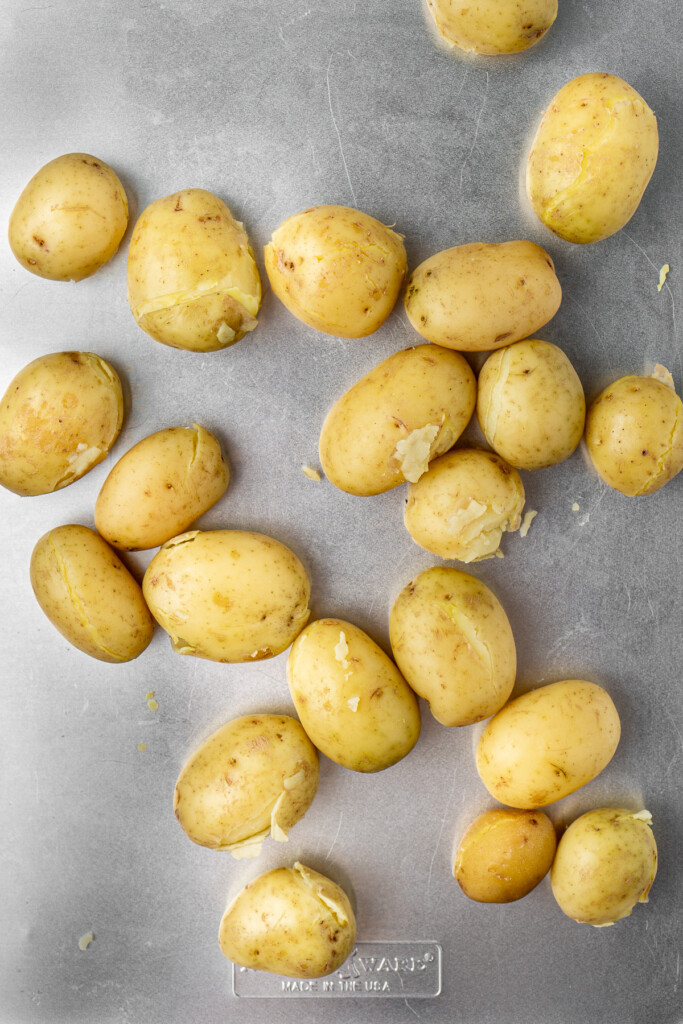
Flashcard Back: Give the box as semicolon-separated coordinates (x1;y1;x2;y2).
319;344;476;496
127;188;261;352
142;529;310;662
426;0;557;54
287;618;420;772
404;241;561;350
174;714;319;858
527;73;659;244
389;566;516;727
0;351;123;497
264;204;407;338
30;524;154;663
476;680;621;808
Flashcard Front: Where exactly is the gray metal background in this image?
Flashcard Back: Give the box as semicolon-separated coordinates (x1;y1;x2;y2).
0;1;681;1022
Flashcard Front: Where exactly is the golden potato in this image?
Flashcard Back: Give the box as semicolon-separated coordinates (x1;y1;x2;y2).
426;0;557;54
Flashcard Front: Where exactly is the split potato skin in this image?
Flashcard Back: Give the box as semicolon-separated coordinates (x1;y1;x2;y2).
426;0;557;54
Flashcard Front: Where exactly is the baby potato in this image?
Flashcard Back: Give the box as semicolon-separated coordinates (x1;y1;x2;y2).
219;861;356;979
0;351;123;497
476;680;621;808
287;618;420;773
477;339;585;470
319;344;476;496
127;188;261;352
404;448;525;562
426;0;557;54
454;808;557;903
174;714;319;858
527;73;659;244
551;808;657;926
404;241;561;351
30;524;154;663
264;204;407;338
142;529;310;662
389;566;516;727
8;153;128;281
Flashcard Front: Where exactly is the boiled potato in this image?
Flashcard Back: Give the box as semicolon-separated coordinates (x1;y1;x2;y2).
0;351;123;497
404;241;561;351
476;680;621;808
389;566;516;727
454;808;557;903
127;188;261;352
527;73;659;244
426;0;557;54
287;618;420;772
142;529;310;662
219;861;356;978
319;344;476;496
30;524;154;663
174;714;319;858
584;367;683;496
8;153;128;281
404;448;525;562
95;424;229;550
264;204;406;338
551;808;657;926
477;339;585;470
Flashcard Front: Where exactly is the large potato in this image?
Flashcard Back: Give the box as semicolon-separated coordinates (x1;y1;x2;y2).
426;0;557;54
319;344;476;496
287;618;420;772
264;204;407;338
0;351;123;497
476;680;621;808
404;241;561;351
527;73;659;244
127;188;261;352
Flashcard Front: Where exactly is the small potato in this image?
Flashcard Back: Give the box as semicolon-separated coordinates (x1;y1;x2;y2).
30;524;154;663
389;566;516;727
142;529;310;662
426;0;557;54
127;189;261;352
476;680;621;808
404;241;561;351
551;808;657;926
287;618;420;772
8;153;128;281
219;861;356;979
319;344;476;496
174;714;319;858
477;339;585;470
264;204;407;338
527;73;659;244
0;351;123;497
404;448;525;562
454;808;557;903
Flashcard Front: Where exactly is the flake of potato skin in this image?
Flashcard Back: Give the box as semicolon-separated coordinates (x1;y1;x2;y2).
146;698;158;712
519;509;538;537
137;742;147;752
652;363;674;388
78;932;95;951
300;465;321;481
657;265;670;292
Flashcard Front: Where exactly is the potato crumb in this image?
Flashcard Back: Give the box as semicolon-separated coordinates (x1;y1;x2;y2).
347;696;360;712
652;363;675;389
301;464;321;481
146;698;158;712
78;932;94;951
137;742;147;752
145;691;154;700
394;423;440;482
334;631;350;670
657;264;670;292
572;502;580;511
519;509;538;538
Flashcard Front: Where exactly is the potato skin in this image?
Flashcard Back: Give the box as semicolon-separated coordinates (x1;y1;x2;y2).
427;0;557;54
404;241;561;351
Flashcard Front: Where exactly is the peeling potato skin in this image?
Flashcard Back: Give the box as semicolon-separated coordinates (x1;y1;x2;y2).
426;0;557;54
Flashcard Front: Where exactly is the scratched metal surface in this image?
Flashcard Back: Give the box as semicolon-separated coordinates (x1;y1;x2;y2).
0;1;681;1022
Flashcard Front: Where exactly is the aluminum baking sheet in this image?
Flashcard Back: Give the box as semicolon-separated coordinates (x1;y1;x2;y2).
1;2;681;1022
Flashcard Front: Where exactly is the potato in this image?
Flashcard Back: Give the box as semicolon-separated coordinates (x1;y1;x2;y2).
219;861;356;978
404;448;525;562
319;344;476;496
264;204;407;338
426;0;557;54
476;680;621;808
454;808;557;903
127;188;261;352
142;529;310;662
551;808;657;926
0;351;123;497
477;339;585;470
287;618;420;772
94;424;229;550
404;241;561;351
527;73;659;244
174;714;319;858
389;566;516;727
30;524;154;663
584;367;683;496
8;153;128;281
